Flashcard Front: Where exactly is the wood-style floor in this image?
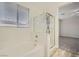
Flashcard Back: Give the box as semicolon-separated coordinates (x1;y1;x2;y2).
59;36;79;52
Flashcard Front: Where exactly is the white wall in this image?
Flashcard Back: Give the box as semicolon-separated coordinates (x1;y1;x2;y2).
59;2;79;38
60;18;79;38
0;2;69;56
18;2;67;48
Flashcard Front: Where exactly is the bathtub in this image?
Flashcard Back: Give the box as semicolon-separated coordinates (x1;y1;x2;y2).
24;44;45;57
0;41;45;57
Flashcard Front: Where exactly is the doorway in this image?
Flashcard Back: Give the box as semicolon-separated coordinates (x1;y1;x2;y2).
59;2;79;52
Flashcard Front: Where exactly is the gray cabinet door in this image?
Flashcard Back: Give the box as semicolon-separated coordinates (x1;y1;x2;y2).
18;5;29;27
0;2;17;26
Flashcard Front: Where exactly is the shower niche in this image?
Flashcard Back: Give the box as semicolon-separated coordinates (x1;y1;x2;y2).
0;2;29;27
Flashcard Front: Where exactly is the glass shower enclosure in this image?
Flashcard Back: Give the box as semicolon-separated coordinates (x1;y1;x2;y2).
33;12;55;56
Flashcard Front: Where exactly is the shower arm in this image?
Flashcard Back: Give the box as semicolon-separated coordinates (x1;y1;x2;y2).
46;12;54;34
46;12;54;17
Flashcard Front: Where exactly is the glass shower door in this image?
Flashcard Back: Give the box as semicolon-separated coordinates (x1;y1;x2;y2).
33;13;55;57
33;13;47;57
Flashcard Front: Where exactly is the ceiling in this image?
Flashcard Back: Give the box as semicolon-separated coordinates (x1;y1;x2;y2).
17;2;69;9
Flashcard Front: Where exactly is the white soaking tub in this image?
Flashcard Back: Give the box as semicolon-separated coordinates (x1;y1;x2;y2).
0;41;35;57
24;44;45;57
0;40;45;57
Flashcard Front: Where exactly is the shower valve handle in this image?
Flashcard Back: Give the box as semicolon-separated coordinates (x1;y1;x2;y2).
35;35;38;38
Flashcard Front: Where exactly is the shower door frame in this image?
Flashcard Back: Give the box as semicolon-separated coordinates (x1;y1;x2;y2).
33;12;55;57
